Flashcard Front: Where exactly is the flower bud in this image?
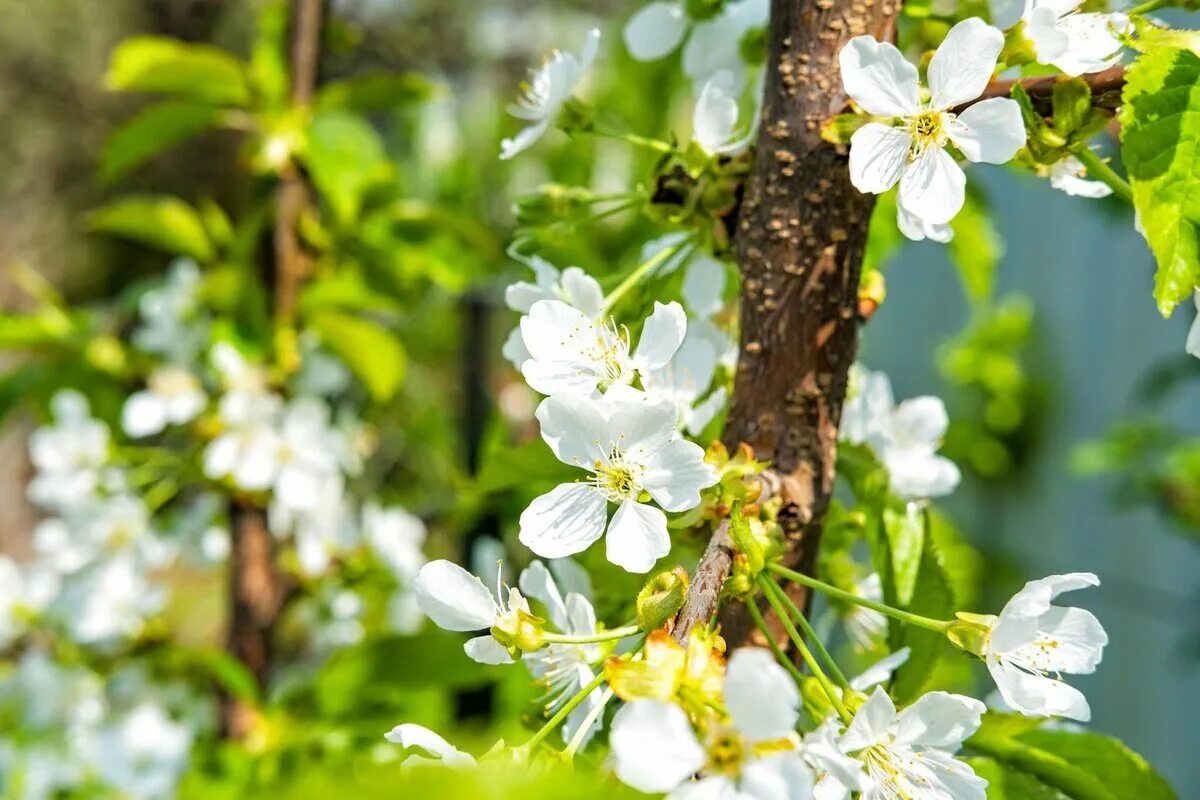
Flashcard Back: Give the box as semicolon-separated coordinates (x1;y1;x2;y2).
637;567;689;631
492;607;546;655
513;183;597;227
946;611;993;657
728;503;766;575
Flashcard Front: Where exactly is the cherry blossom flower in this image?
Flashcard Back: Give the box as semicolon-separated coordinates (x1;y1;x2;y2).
363;502;427;582
995;0;1129;76
897;203;953;243
624;0;768;91
132;258;206;364
502;257;604;368
518;300;687;398
413;559;532;664
27;391;111;512
839;687;988;800
520;389;717;572
85;702;192;800
121;366;206;438
1048;155;1113;198
693;70;755;156
977;572;1107;721
611;648;815;798
641;327;727;435
500;28;600;160
384;724;477;768
841;19;1026;226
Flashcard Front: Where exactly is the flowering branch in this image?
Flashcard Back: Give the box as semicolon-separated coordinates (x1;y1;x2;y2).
960;65;1126;114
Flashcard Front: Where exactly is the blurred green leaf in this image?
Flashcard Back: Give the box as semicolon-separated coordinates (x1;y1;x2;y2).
250;0;290;109
303;111;391;225
474;437;577;496
889;526;955;704
106;36;250;106
882;506;923;606
88;194;215;261
309;311;407;400
99;101;226;184
314;73;437;113
969;757;1070;799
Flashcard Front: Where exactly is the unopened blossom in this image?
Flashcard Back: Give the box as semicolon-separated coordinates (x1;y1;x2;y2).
27;391;111;512
841;366;960;499
839;687;988;800
384;724;476;768
974;572;1107;721
641;327;727;435
520;389;717;572
624;0;768;91
1048;155;1113;198
611;648;815;799
413;559;535;664
500;28;599;160
502;257;604;368
841;18;1025;226
519;299;687;398
122;366;206;438
993;0;1129;76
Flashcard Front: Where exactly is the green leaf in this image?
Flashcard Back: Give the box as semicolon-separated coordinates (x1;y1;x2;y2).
106;36;249;106
1051;78;1093;139
249;0;290;109
309;311;407;401
302;111;391;225
887;534;955;703
474;436;577;496
882;506;924;606
314;73;437;113
99;101;226;184
968;757;1070;799
1121;43;1200;316
87;195;215;261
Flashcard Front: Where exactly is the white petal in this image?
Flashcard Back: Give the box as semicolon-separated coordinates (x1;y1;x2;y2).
898;146;966;225
921;750;989;800
1028;6;1071;63
897;203;954;243
535;394;608;466
518;483;608;559
838;36;920;117
948;98;1026;164
640;438;718;512
840;686;896;753
560;266;605;318
725;648;800;742
885;451;961;499
578;28;602;73
633;301;688;372
501;326;532;368
893;691;985;750
564;592;598;636
1050;156;1113;199
740;754;815;800
500;118;551;160
518;560;569;630
413;560;498;631
121;392;168;438
849;123;911;194
563;680;610;750
892;396;950;444
1052;13;1127;76
550;556;593;599
987;658;1091;721
928;18;1005;109
521;298;599;361
694;71;741;155
605;499;670;573
611;700;706;793
850;647;910;690
1035;605;1108;674
464;635;514;664
1042;572;1100;599
603;390;680;460
384;724;476;768
505;281;551;313
682;255;727;317
990;0;1027;28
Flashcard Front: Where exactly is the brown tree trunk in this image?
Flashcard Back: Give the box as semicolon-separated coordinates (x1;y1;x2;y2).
220;0;323;738
674;0;900;648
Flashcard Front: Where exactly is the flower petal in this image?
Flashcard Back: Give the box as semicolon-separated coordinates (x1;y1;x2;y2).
384;724;477;768
1035;605;1108;674
987;658;1091;721
518;560;569;630
725;648;800;742
519;483;608;559
1053;13;1127;77
122;392;169;438
500;118;551;160
414;560;498;631
624;2;688;61
464;635;514;665
840;686;897;753
740;753;815;800
850;647;910;691
839;36;920;117
893;691;985;750
605;499;670;573
633;301;688;372
694;71;741;155
640;438;719;512
535;394;609;466
899;146;966;225
849;123;911;195
560;266;605;318
682;255;728;317
948;97;1025;164
1028;5;1071;63
602;390;679;461
897;203;954;243
928;18;1004;109
610;700;706;793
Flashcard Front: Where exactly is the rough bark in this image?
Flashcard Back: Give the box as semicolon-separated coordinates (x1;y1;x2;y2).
674;0;900;648
220;0;323;738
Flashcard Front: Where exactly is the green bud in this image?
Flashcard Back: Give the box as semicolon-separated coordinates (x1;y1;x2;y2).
728;502;766;575
946;611;993;657
514;183;598;227
492;608;546;655
637;566;689;631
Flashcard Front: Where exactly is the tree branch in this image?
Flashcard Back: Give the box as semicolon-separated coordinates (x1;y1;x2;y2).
955;65;1126;114
674;0;900;648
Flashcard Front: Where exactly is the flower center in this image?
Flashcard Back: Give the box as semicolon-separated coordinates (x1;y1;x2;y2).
863;743;934;799
906;110;951;159
587;319;632;387
706;729;746;778
592;454;639;502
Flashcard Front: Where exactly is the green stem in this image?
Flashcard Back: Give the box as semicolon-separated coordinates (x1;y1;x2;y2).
562;687;613;760
520;669;608;754
1129;0;1170;14
1073;147;1133;203
765;578;851;690
759;578;852;724
767;562;952;634
746;599;808;688
542;624;641;645
590;124;674;154
602;242;689;313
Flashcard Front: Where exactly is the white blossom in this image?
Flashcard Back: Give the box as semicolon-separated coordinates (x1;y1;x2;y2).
500;28;600;160
997;0;1129;76
27;391;110;512
839;687;988;800
503;257;604;368
132;258;206;364
641;326;727;435
413;559;529;664
58;557;163;646
520;389;717;572
519;299;687;398
693;70;756;156
363;502;427;581
384;724;477;768
841;19;1026;226
122;366;207;438
625;0;768;92
1049;155;1113;198
611;648;815;798
980;572;1107;721
84;703;192;800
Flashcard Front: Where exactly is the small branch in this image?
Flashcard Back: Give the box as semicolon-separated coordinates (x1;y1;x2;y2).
1073;146;1133;202
956;66;1126;114
672;519;733;644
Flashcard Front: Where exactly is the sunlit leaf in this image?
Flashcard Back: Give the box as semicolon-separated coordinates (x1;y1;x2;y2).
87;195;215;261
106;36;250;106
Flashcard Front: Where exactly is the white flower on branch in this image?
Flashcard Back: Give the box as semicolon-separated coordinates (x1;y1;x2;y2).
841;18;1025;227
839;687;988;800
384;724;477;769
693;70;755;156
28;391;111;513
500;28;600;160
611;648;815;798
518;299;687;398
1048;155;1113;199
624;0;768;92
520;389;717;572
502;257;604;368
122;366;206;438
980;572;1107;721
413;559;530;665
994;0;1129;77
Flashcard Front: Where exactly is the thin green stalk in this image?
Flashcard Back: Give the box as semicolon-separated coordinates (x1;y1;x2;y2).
759;578;852;724
562;687;613;760
542;624;641;645
1073;148;1133;203
746;599;808;688
520;669;608;754
766;579;851;690
1129;0;1170;14
590;124;674;153
767;563;952;634
602;242;690;313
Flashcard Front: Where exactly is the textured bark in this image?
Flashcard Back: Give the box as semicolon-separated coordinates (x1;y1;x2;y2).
965;65;1126;114
674;0;900;648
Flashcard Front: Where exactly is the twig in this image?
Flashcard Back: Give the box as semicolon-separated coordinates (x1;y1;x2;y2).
954;66;1126;114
